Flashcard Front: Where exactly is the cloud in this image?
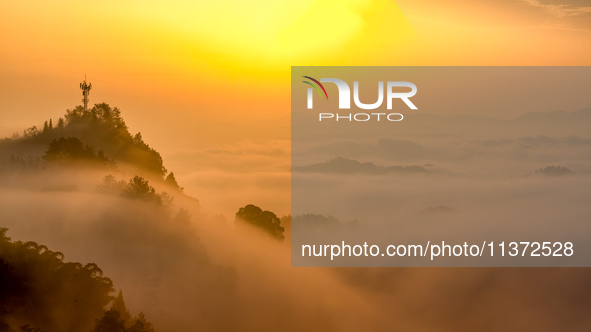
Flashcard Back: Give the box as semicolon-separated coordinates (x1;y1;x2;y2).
518;0;591;18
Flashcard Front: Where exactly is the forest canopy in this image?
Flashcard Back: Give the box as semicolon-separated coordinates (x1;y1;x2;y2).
0;228;113;331
0;103;166;176
0;228;155;332
235;204;285;241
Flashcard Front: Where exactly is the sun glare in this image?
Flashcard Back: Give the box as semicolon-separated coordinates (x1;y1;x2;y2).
131;0;413;67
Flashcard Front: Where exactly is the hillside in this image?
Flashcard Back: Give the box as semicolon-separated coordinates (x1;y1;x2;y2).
0;103;166;177
292;157;428;175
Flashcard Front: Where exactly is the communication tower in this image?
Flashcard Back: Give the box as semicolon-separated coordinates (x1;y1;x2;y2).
80;75;92;111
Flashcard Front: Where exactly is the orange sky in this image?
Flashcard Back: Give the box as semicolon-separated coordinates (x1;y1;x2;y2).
1;0;590;130
1;0;590;216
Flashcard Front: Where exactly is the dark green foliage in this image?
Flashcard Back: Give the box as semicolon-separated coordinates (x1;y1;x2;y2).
101;175;173;207
235;204;285;241
44;137;96;160
1;103;166;176
123;176;158;200
43;137;113;168
0;228;114;332
122;176;172;206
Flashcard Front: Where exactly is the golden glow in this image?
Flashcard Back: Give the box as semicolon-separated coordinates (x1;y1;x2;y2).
1;0;591;217
1;0;590;137
126;0;411;64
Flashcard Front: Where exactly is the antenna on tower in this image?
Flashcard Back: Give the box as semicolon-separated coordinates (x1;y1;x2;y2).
80;75;92;111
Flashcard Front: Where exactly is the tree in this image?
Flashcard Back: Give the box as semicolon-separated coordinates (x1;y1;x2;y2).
0;228;114;332
43;137;95;161
5;103;167;176
98;175;127;194
57;118;65;129
174;208;192;225
235;204;285;241
111;290;131;324
164;172;183;192
20;325;44;332
123;176;157;200
534;165;573;176
43;137;113;167
280;215;291;241
127;313;155;332
93;310;126;332
122;176;171;206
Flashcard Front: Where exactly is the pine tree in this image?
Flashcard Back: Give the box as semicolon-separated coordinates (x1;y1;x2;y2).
164;172;183;191
127;313;155;332
93;310;126;332
111;290;132;324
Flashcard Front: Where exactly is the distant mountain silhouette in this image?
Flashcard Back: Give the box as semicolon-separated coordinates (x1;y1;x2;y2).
292;213;359;230
422;205;455;214
402;107;591;137
292;157;428;175
533;165;573;177
514;108;591;124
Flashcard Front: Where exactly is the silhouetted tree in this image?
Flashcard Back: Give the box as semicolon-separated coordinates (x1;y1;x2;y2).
20;325;44;332
23;126;38;138
0;228;114;332
111;290;132;324
127;313;155;332
57;118;65;129
235;204;284;241
43;137;113;169
534;165;573;176
123;176;159;201
174;208;192;225
280;215;291;241
93;310;126;332
98;175;127;194
164;172;183;192
4;103;167;176
44;137;95;161
122;176;172;207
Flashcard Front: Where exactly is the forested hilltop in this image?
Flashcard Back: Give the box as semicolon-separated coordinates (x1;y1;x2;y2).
0;103;288;331
0;228;155;332
0;103;166;177
0;103;187;331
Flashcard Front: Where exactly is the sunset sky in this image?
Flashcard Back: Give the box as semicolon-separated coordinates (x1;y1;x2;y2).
1;0;590;216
